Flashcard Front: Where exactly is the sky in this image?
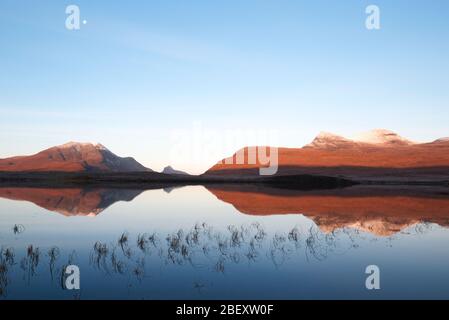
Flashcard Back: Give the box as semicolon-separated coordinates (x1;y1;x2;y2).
1;0;448;174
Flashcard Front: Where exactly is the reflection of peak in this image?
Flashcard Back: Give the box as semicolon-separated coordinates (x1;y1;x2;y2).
163;187;175;193
163;186;184;193
0;188;144;216
313;216;420;236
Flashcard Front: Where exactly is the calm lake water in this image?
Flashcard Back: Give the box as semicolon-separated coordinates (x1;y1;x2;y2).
0;184;449;300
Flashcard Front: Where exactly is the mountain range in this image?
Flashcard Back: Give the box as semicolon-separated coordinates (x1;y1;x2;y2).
205;129;449;181
1;129;448;182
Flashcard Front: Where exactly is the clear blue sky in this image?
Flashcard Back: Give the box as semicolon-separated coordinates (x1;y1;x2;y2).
1;0;448;173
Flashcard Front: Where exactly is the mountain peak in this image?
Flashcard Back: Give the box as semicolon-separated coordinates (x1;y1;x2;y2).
307;131;352;149
162;166;188;175
307;129;415;149
58;141;108;151
352;129;414;145
433;137;449;143
0;142;150;173
316;131;344;139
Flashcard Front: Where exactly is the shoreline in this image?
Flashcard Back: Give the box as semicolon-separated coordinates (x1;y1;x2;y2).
0;171;447;189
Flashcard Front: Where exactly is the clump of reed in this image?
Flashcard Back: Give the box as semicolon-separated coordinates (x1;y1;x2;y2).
12;224;25;235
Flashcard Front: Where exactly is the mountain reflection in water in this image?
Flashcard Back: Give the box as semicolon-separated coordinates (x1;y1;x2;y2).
206;185;449;236
1;184;449;299
0;185;448;236
0;187;144;216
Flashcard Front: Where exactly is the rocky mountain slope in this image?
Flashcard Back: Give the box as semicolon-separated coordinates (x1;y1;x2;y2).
0;142;150;172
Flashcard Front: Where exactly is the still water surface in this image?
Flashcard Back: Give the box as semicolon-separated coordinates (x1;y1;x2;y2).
0;185;448;299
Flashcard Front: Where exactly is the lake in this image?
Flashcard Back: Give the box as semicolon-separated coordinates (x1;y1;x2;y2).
0;184;449;300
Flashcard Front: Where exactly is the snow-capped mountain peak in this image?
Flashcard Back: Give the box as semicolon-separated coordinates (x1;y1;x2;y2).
57;141;110;152
351;129;414;145
306;131;352;149
305;129;417;149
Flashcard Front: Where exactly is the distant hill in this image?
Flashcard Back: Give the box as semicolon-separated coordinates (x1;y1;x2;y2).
162;166;189;175
0;142;151;172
